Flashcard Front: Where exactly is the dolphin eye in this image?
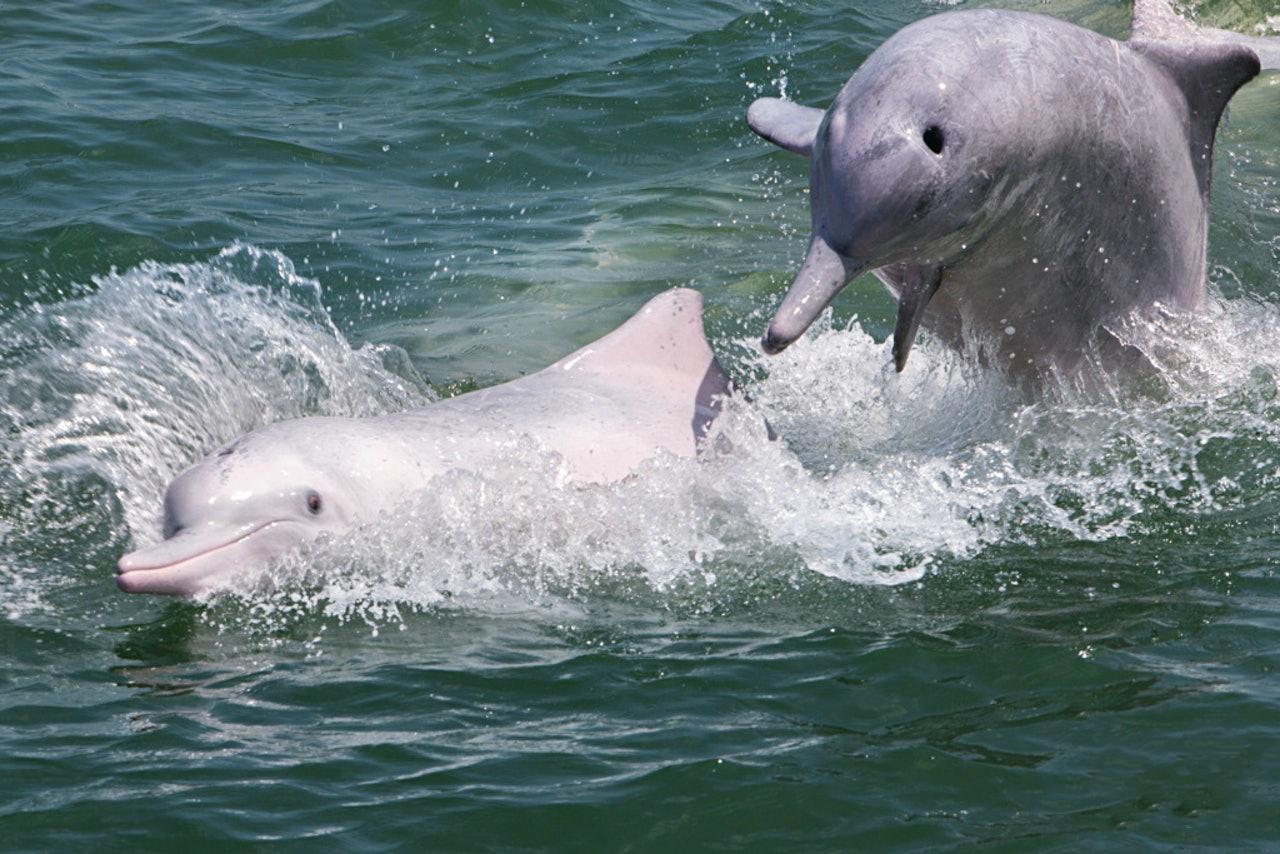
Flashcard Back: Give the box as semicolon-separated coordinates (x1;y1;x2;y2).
306;492;322;515
923;125;945;155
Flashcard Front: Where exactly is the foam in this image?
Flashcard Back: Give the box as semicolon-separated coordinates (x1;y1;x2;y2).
5;245;1280;631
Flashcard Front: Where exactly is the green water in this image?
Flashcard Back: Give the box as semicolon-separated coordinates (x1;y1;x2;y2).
3;0;1280;849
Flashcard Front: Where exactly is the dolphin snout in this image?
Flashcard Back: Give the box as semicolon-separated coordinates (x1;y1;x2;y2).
761;326;794;355
115;559;155;594
115;520;299;596
761;309;814;353
763;236;860;356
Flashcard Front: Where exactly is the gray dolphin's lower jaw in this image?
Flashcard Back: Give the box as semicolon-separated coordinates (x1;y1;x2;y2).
116;520;298;596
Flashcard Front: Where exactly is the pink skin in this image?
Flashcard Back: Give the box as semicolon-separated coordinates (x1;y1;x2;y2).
116;288;730;597
116;519;312;595
116;447;357;596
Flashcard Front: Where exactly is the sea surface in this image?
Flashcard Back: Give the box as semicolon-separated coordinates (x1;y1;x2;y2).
2;0;1279;849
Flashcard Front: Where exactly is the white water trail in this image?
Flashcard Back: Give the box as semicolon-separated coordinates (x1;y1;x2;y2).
3;245;1280;629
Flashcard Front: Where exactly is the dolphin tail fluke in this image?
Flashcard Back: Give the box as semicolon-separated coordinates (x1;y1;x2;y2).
1131;0;1279;70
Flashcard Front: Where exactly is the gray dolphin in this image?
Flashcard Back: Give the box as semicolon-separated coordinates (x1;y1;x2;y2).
747;0;1278;374
117;289;728;595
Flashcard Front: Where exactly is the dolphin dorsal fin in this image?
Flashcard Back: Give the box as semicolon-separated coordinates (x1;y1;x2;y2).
1128;38;1260;193
1127;0;1274;194
1132;0;1279;71
550;288;717;382
1131;0;1277;71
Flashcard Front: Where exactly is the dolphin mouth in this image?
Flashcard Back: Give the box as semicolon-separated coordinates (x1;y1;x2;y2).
116;519;291;596
762;236;866;354
763;242;945;372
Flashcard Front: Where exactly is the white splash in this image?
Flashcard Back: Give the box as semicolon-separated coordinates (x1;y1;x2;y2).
4;245;1280;630
0;244;429;617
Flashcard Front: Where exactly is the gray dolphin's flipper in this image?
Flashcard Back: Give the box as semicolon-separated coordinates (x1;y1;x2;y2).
746;98;824;156
1132;0;1279;71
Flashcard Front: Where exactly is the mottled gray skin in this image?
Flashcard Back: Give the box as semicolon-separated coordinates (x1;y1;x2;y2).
749;3;1273;375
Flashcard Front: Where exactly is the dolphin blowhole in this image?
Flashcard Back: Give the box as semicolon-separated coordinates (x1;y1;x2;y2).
922;125;944;155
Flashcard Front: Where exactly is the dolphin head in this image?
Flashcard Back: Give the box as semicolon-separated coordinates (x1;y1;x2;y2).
117;418;373;596
749;12;1016;360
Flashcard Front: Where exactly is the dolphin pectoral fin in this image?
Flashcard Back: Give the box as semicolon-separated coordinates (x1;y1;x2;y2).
762;236;857;355
747;98;825;157
891;265;944;372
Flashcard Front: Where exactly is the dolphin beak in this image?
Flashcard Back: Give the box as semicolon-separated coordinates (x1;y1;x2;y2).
116;521;293;596
762;236;861;354
891;264;945;372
